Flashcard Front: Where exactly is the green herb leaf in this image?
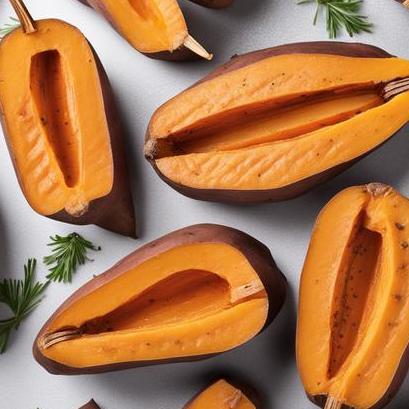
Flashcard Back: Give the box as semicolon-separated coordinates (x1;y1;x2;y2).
297;0;373;38
44;233;101;283
0;259;48;354
0;17;20;38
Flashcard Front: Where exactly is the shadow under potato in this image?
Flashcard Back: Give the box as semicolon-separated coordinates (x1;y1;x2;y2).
108;81;145;238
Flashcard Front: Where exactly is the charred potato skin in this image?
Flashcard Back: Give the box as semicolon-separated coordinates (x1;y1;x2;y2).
0;31;136;237
76;0;202;61
33;224;287;375
146;42;406;203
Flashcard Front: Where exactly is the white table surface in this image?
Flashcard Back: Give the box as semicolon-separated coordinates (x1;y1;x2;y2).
1;0;409;408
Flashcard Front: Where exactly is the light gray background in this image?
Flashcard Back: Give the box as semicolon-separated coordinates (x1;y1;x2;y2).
0;0;409;408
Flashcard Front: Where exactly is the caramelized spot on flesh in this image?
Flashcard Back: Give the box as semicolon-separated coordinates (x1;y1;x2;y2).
30;50;79;188
328;215;382;378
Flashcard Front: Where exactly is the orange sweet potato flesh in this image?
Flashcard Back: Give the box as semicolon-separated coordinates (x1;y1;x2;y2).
145;42;409;203
297;184;409;409
33;224;286;374
184;380;256;409
77;0;225;60
0;20;135;237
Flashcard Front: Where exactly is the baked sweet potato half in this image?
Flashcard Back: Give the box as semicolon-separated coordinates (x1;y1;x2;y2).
0;9;135;237
146;42;409;203
184;379;257;409
34;224;286;375
297;183;409;409
77;0;224;60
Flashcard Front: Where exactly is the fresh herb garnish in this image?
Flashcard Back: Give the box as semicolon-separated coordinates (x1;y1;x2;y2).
0;17;20;38
0;259;48;354
297;0;373;38
44;233;101;283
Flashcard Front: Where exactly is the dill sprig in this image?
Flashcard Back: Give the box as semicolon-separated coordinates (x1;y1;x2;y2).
297;0;373;38
0;259;48;354
0;17;20;38
44;233;101;283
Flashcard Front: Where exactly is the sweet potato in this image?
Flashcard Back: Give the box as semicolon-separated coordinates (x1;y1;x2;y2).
297;183;409;409
0;18;135;237
146;42;409;203
34;224;286;374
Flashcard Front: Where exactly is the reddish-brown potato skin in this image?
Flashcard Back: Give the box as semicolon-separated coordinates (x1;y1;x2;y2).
145;42;406;204
50;46;136;238
395;0;409;6
77;0;203;61
33;224;287;375
79;400;101;409
0;32;136;238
